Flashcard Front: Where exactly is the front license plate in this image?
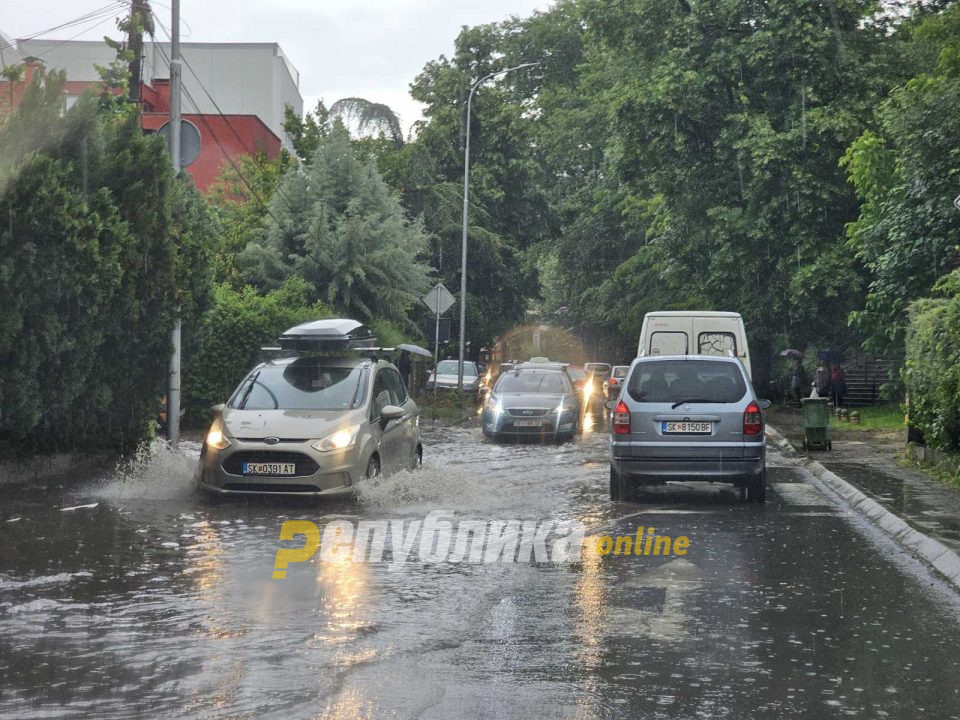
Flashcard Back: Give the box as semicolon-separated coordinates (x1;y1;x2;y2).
243;462;296;476
662;421;712;434
513;419;544;427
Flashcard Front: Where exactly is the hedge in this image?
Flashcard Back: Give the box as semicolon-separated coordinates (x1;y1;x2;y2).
904;273;960;452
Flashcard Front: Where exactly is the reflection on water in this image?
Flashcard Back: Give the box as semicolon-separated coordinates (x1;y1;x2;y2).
1;426;960;718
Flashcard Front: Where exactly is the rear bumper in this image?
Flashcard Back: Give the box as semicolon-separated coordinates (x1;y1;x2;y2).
611;441;765;484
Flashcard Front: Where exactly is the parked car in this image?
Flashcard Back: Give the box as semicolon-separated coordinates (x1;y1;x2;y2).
426;359;482;394
603;365;630;399
481;362;580;442
637;310;752;380
198;320;422;496
608;355;769;503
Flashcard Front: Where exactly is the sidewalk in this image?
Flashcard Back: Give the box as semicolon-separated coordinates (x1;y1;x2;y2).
768;406;960;553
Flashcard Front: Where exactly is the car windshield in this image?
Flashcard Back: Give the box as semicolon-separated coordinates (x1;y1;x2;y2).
436;360;477;376
613;366;628;378
230;361;366;411
566;367;587;382
495;370;571;394
585;363;610;373
627;360;746;404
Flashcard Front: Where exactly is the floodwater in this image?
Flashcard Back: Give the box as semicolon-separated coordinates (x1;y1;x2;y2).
1;424;960;718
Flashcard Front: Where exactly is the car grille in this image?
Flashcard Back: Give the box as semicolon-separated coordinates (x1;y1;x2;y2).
506;408;550;417
221;451;319;477
222;482;322;493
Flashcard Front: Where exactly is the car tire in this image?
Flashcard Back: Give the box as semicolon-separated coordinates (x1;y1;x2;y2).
412;444;423;470
609;465;622;501
365;454;381;479
747;470;767;503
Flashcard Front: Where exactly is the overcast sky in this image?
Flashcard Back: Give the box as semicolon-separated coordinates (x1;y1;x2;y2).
4;0;552;135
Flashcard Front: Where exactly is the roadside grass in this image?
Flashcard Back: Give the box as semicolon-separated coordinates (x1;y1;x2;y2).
832;405;904;432
416;390;480;424
900;451;960;491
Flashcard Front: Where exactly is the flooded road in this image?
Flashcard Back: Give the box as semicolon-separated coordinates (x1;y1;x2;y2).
2;425;960;719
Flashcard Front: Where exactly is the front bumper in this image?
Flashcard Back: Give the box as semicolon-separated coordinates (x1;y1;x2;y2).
198;440;362;496
481;409;578;438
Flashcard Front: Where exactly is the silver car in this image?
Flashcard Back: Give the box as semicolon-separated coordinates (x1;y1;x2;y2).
481;363;580;442
608;355;768;502
198;355;421;496
426;359;482;393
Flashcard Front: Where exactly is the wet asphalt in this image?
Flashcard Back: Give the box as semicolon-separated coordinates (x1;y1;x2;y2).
1;422;960;719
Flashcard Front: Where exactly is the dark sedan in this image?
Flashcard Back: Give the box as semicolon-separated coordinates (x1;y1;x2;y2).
481;363;580;442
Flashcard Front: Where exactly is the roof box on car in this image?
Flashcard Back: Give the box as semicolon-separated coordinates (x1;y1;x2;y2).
277;318;377;352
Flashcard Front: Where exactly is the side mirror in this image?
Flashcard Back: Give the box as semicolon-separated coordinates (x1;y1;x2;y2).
604;399;617;411
758;399;772;410
381;404;405;421
211;403;225;414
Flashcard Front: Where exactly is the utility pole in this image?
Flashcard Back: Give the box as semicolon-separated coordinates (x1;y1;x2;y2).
167;0;182;446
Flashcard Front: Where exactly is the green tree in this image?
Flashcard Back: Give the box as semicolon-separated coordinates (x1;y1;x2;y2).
240;125;432;325
0;71;213;455
842;3;960;358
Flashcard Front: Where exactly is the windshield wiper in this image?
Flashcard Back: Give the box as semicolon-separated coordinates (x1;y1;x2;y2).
670;398;717;409
238;371;261;409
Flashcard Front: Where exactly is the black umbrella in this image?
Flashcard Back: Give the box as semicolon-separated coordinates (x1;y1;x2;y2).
779;349;804;360
817;348;843;364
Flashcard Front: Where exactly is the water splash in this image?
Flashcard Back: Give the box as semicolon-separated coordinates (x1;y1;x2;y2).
89;439;200;500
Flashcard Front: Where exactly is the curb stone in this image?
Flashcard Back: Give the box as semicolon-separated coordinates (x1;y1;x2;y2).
766;424;960;590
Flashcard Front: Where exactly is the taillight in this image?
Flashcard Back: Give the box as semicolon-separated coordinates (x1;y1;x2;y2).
610;378;619;386
743;401;762;436
613;400;631;435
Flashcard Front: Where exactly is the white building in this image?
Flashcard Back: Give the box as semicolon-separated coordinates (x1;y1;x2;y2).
15;38;302;147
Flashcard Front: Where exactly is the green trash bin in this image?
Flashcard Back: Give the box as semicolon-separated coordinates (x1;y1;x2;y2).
801;397;832;451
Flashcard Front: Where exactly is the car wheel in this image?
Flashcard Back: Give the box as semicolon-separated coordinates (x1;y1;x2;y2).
609;465;622;501
412;444;423;470
747;470;767;503
365;454;381;479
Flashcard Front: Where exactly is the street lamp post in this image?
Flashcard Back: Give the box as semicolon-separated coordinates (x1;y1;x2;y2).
458;62;539;390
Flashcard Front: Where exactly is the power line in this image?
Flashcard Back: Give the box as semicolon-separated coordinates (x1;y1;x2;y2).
0;2;130;55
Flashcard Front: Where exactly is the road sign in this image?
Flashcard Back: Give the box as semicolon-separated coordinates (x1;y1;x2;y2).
156;119;201;167
421;282;455;316
424;316;451;344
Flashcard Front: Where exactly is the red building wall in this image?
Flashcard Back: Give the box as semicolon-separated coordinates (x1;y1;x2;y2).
2;62;282;193
140;79;281;192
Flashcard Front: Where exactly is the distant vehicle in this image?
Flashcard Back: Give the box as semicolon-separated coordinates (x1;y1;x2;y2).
603;365;629;399
481;362;580;442
198;319;422;496
637;311;752;379
426;359;482;394
583;362;611;407
608;355;768;503
565;364;588;394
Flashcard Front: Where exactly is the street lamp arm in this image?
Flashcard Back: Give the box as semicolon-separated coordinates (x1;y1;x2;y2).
457;60;540;392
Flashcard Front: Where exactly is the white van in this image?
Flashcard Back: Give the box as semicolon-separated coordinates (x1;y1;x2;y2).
636;311;752;379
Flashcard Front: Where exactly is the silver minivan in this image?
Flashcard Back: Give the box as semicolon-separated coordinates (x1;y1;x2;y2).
608;355;768;502
198;354;421;496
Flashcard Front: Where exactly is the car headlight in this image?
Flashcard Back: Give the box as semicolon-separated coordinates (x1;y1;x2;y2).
555;401;577;414
312;425;361;452
205;418;231;450
485;396;502;414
